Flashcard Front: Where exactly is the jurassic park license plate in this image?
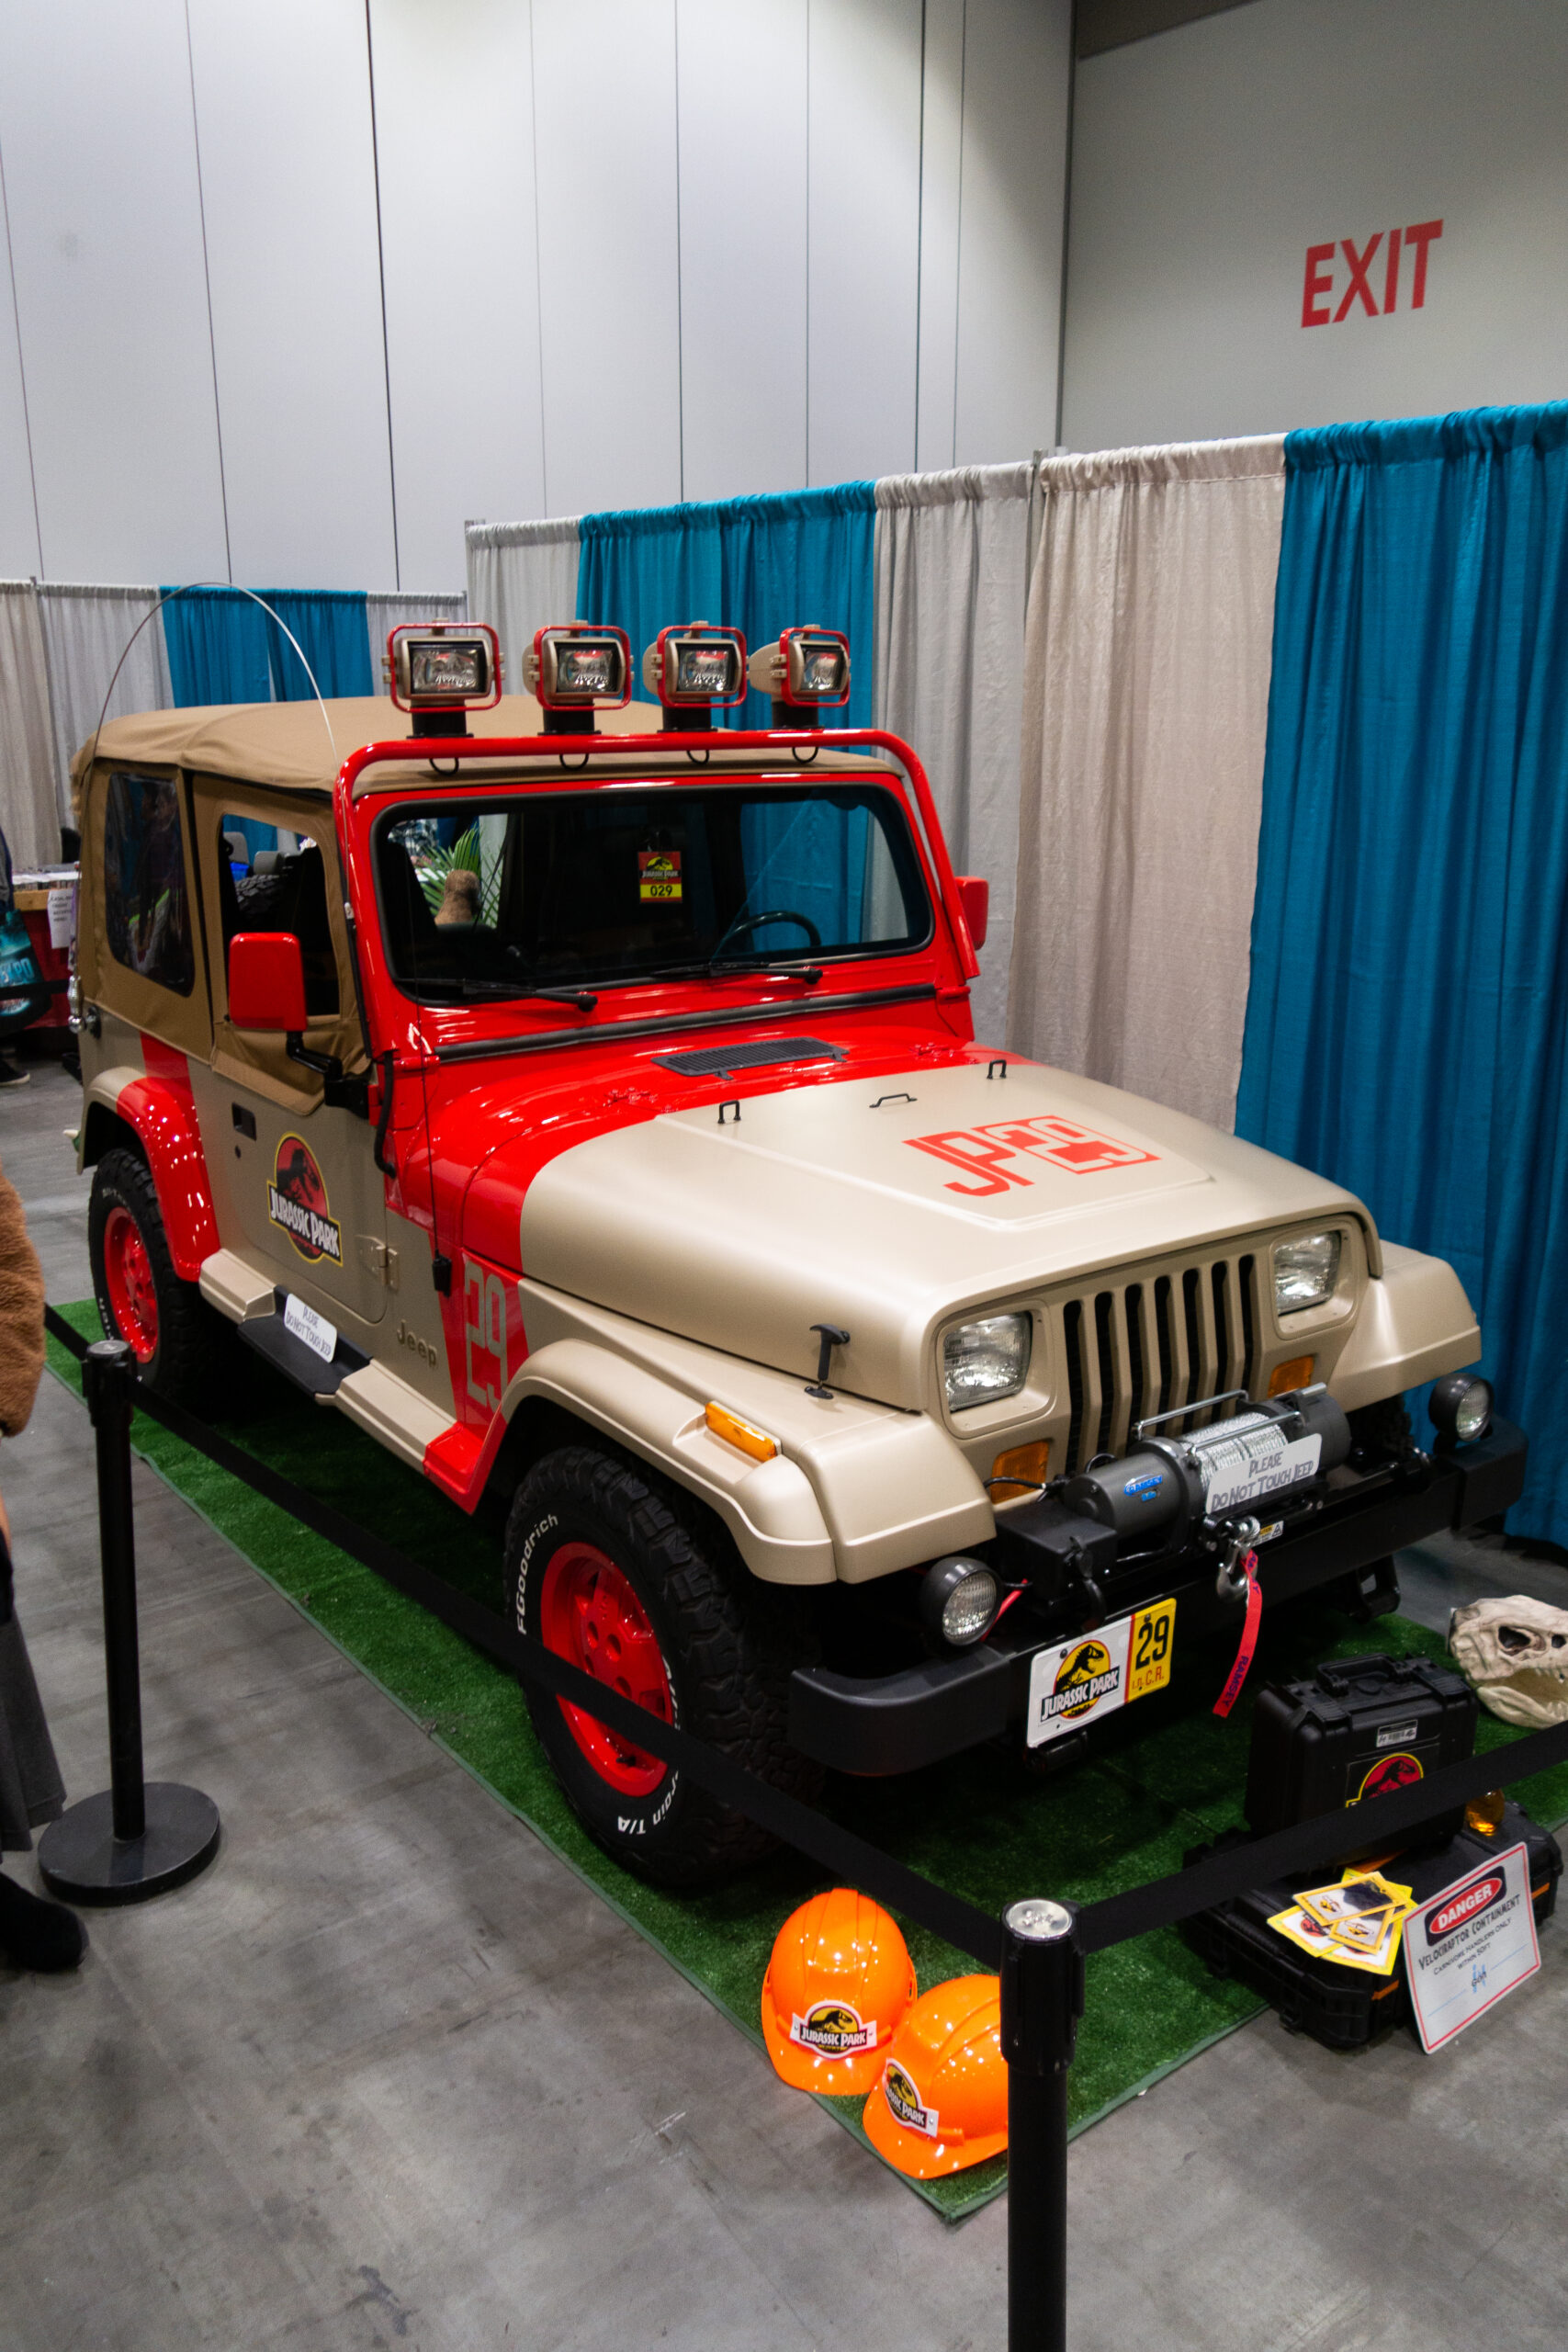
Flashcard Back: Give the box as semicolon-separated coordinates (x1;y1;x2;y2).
1025;1598;1177;1747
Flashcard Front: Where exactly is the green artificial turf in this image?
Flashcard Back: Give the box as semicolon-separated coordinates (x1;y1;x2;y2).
45;1301;1568;2221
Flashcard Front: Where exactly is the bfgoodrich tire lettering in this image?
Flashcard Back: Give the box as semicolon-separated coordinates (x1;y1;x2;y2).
506;1443;821;1887
88;1146;221;1406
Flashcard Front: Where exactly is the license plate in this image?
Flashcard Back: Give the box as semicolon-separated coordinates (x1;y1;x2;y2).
1026;1598;1178;1747
283;1292;337;1363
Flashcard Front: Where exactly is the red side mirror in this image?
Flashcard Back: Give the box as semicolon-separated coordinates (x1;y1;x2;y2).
229;933;307;1032
956;876;989;952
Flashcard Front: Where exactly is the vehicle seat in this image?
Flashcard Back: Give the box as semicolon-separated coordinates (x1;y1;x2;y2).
378;836;440;975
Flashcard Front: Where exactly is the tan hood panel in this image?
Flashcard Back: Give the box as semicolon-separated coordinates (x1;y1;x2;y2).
517;1059;1369;1408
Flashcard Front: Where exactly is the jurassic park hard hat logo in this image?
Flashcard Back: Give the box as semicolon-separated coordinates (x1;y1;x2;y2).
790;2000;876;2055
881;2059;940;2139
267;1135;343;1265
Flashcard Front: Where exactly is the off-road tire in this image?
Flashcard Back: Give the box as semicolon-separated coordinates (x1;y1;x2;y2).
1347;1396;1417;1470
88;1147;222;1407
505;1442;822;1887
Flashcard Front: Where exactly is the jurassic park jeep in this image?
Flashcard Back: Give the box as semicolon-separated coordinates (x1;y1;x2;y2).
69;618;1526;1884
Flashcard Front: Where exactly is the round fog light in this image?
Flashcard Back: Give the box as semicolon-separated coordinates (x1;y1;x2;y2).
920;1557;1000;1648
1429;1373;1494;1447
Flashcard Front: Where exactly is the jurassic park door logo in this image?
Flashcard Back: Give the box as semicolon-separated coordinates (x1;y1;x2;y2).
267;1135;343;1265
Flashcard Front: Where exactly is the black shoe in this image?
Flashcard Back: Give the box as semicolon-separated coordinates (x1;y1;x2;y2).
0;1869;86;1970
0;1057;29;1088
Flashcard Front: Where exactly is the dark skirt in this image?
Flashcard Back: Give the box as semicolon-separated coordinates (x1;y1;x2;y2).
0;1610;65;1850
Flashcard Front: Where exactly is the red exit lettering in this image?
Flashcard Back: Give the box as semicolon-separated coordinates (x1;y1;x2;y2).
1302;219;1441;326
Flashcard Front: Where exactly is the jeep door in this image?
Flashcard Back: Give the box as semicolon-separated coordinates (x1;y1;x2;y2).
186;779;392;1334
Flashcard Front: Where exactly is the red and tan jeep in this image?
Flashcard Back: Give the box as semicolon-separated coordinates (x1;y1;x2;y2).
69;620;1523;1883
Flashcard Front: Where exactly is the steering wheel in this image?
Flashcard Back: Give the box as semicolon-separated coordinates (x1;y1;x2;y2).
710;907;822;960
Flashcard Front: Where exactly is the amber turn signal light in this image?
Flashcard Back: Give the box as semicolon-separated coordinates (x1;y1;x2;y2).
1268;1355;1316;1396
988;1439;1049;1500
705;1402;778;1463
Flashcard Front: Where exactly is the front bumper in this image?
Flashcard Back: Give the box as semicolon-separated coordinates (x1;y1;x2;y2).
787;1416;1527;1777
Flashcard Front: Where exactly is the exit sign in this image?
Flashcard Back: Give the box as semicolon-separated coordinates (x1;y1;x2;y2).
1302;220;1443;326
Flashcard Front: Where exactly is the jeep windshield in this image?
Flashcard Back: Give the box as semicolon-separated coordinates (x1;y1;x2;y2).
373;781;932;1001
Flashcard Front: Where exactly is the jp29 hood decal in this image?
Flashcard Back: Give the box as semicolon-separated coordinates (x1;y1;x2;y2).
268;1135;343;1265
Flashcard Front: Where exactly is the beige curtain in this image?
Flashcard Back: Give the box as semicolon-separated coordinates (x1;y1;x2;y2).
1008;436;1285;1132
0;583;60;869
874;464;1033;1045
466;518;581;695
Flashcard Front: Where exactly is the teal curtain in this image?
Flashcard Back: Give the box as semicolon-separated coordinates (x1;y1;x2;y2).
162;587;271;707
576;481;876;729
162;586;372;707
1236;402;1568;1546
262;589;373;700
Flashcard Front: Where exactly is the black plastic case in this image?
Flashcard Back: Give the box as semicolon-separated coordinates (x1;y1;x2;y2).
1182;1802;1562;2050
1245;1652;1478;1842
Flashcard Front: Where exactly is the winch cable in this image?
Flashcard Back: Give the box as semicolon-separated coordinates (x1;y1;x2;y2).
44;1306;1568;1966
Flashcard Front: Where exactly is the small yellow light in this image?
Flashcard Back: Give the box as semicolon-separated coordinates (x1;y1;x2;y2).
990;1440;1049;1500
705;1401;778;1463
1268;1355;1316;1397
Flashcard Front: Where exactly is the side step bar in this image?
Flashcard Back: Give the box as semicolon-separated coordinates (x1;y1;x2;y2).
235;1291;370;1399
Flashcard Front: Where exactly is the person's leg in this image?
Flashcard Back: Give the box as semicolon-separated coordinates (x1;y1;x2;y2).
0;1051;29;1087
0;1867;85;1969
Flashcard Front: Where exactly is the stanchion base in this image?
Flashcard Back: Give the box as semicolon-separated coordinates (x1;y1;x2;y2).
37;1782;220;1907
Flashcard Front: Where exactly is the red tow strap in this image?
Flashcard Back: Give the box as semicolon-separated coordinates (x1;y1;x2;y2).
1212;1551;1262;1718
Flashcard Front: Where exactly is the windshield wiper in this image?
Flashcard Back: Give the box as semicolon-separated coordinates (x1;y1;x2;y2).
412;979;598;1012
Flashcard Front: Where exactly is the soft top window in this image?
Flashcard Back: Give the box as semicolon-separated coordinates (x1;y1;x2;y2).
104;772;194;996
373;781;931;1001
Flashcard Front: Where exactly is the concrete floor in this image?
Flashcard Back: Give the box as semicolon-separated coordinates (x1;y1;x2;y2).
3;1053;1566;2352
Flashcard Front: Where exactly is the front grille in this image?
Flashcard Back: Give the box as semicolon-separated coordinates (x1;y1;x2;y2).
1056;1252;1259;1473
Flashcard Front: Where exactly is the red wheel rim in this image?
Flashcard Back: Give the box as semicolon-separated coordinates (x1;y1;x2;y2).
103;1205;159;1363
537;1540;673;1797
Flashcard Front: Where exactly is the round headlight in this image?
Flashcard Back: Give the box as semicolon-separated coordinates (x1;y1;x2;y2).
920;1557;1001;1647
1430;1373;1493;1446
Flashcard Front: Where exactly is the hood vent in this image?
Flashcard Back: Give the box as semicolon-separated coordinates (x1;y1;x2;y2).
655;1036;844;1079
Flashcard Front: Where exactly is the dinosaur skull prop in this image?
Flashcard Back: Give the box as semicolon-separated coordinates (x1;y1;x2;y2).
1450;1595;1568;1727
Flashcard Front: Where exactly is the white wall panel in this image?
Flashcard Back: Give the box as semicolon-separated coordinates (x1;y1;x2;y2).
953;0;1070;464
370;0;544;591
676;0;808;503
186;0;396;588
0;203;40;578
912;0;964;476
1064;0;1568;451
0;1;227;584
807;0;924;485
531;0;682;517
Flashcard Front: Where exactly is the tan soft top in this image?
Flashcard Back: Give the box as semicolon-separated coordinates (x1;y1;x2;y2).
72;693;668;800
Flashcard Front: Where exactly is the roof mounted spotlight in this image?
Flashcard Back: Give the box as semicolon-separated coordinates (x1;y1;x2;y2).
640;621;748;731
385;621;502;739
523;621;631;736
747;626;851;728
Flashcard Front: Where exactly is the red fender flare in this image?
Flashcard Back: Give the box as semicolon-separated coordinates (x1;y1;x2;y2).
111;1074;220;1282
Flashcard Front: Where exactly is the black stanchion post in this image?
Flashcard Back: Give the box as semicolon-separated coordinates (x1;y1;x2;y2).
39;1339;221;1906
87;1337;146;1841
1000;1897;1085;2352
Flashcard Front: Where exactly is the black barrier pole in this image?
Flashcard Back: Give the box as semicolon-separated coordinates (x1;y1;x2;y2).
1000;1898;1085;2352
86;1338;146;1840
39;1340;221;1906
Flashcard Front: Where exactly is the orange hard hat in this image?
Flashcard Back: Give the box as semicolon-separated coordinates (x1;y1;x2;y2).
761;1888;917;2095
863;1974;1007;2178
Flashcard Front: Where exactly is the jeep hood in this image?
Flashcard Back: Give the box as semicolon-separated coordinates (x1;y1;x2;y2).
477;1057;1370;1409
